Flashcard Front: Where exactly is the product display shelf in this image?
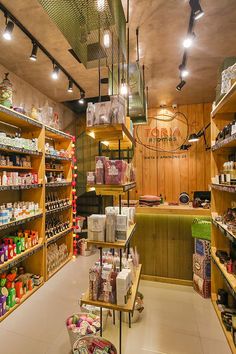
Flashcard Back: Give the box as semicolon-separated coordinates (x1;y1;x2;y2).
45;181;72;188
45;204;72;215
46;227;73;245
0;238;44;272
0;165;33;170
47;254;73;279
86;182;136;196
0;105;43;129
0;212;43;231
81;264;142;313
86;223;136;249
212;247;236;292
45;125;72;141
86;123;135;150
212;219;236;243
0;144;42;156
45;168;64;172
0;183;43;191
212;184;236;193
45;154;72;162
211;81;236;118
212;133;236;151
0;282;44;323
211;294;236;353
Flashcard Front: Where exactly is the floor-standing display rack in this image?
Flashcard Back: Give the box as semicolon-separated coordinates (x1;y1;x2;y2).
81;123;141;354
211;82;236;353
0;106;73;322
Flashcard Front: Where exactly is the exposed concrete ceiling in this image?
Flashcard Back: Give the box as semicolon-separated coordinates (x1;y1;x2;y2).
0;0;235;108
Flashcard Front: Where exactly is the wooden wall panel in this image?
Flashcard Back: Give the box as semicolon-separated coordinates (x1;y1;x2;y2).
133;103;211;201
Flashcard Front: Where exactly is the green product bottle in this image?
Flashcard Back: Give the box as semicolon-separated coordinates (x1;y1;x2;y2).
20;237;25;252
16;240;22;255
6;288;16;308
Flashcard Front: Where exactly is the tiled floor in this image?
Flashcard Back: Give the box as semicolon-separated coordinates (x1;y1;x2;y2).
0;255;231;354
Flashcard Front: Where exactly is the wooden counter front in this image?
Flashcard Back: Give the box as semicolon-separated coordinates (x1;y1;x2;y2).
132;206;211;285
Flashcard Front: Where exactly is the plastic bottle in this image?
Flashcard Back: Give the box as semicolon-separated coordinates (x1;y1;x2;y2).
2;171;7;186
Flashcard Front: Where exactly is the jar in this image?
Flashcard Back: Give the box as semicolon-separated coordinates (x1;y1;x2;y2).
0;73;13;108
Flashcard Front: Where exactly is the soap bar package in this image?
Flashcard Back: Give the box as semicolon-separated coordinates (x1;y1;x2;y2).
193;273;211;298
95;156;107;185
87;171;96;185
116;214;128;240
110;95;125;124
88;215;106;232
94;101;111;125
88;230;104;241
193;253;211;280
105;160;125;185
106;213;116;243
194;238;211;258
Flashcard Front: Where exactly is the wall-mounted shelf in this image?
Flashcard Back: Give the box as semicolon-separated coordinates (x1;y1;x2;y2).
45;125;72;141
87;182;136;196
0;165;33;170
46;181;72;188
212;133;236;151
212;184;236;193
212;219;236;243
0;105;43;129
211;82;236;118
0;212;43;231
45;168;64;172
212;247;236;292
0;184;42;191
46;227;73;245
45;154;72;162
46;204;72;215
0;144;42;156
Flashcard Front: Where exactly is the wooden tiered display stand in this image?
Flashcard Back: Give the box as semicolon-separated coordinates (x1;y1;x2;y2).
82;123;139;354
0;106;73;322
211;82;236;353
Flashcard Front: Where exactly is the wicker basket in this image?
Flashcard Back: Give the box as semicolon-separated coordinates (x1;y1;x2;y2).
73;335;117;354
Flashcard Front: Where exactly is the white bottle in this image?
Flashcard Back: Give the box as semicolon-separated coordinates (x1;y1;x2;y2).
2;171;7;186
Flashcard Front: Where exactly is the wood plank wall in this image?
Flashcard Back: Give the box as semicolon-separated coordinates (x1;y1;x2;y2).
132;103;212;202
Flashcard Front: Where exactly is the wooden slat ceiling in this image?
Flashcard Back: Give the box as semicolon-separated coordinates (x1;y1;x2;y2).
0;0;235;108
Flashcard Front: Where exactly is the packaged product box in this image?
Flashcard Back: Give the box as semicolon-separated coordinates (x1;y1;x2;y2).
193;273;211;298
194;238;211;258
88;230;104;242
94;101;111;125
104;160;125;185
110;95;125;124
193;253;211;280
95;156;107;185
88;215;106;232
87;171;96;185
116;214;128;240
105;213;116;243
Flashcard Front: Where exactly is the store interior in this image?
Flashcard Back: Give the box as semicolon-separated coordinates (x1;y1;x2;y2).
0;0;236;353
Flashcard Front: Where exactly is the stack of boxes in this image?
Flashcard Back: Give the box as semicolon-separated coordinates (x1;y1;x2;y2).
193;238;211;298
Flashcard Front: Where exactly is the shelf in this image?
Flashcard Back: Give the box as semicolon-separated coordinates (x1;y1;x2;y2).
46;227;73;245
0;239;44;272
212;247;236;292
212;133;236;151
46;204;72;215
211;81;236;118
86;124;135;149
45;125;72;141
0;105;43;129
0;166;33;170
46;181;72;188
87;224;136;249
81;264;142;313
87;182;136;196
212;294;236;352
0;283;44;322
0;183;42;191
45;154;72;162
212;184;236;193
45;168;64;172
212;219;236;243
48;255;72;279
0;144;42;156
0;212;43;231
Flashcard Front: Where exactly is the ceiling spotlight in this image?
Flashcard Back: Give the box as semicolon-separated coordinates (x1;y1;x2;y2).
3;20;14;41
103;29;111;48
79;92;85;104
96;0;105;12
68;79;73;93
183;32;196;48
120;79;128;96
30;42;38;61
179;64;189;78
189;0;204;20
51;64;59;80
176;80;186;91
188;133;199;142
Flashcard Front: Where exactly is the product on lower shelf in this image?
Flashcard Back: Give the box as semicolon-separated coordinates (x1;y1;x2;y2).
0;201;40;225
47;242;69;274
45;215;70;239
0;171;38;187
0;266;43;317
73;335;117;354
45;143;71;159
0;132;38;152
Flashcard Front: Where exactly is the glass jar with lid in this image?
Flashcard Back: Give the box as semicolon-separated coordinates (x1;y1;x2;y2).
0;73;13;108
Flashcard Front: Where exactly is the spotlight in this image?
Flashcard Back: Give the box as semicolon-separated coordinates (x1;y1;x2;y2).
120;79;128;96
188;133;199;142
189;0;204;20
179;64;189;78
180;144;191;151
79;92;85;104
68;79;73;93
51;64;59;80
3;20;14;41
96;0;105;12
30;42;38;61
103;29;111;48
183;33;196;48
176;80;186;91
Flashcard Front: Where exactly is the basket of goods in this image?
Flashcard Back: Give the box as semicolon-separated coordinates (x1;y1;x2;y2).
66;313;101;348
73;336;117;354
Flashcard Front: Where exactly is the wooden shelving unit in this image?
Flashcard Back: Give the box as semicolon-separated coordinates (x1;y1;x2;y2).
0;105;73;321
211;85;236;353
87;182;136;196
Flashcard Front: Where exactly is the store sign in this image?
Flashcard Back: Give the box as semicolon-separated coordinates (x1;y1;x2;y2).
136;113;188;152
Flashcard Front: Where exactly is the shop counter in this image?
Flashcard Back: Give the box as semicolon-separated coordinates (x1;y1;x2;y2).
132;205;211;285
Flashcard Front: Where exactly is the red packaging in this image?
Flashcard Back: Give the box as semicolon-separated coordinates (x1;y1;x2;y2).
95;156;107;184
193;273;211;298
105;160;125;185
33;172;38;184
193;253;211;280
15;281;23;299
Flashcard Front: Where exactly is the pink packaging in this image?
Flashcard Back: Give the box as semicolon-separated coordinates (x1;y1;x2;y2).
87;172;96;185
95;156;107;185
105;160;125;185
